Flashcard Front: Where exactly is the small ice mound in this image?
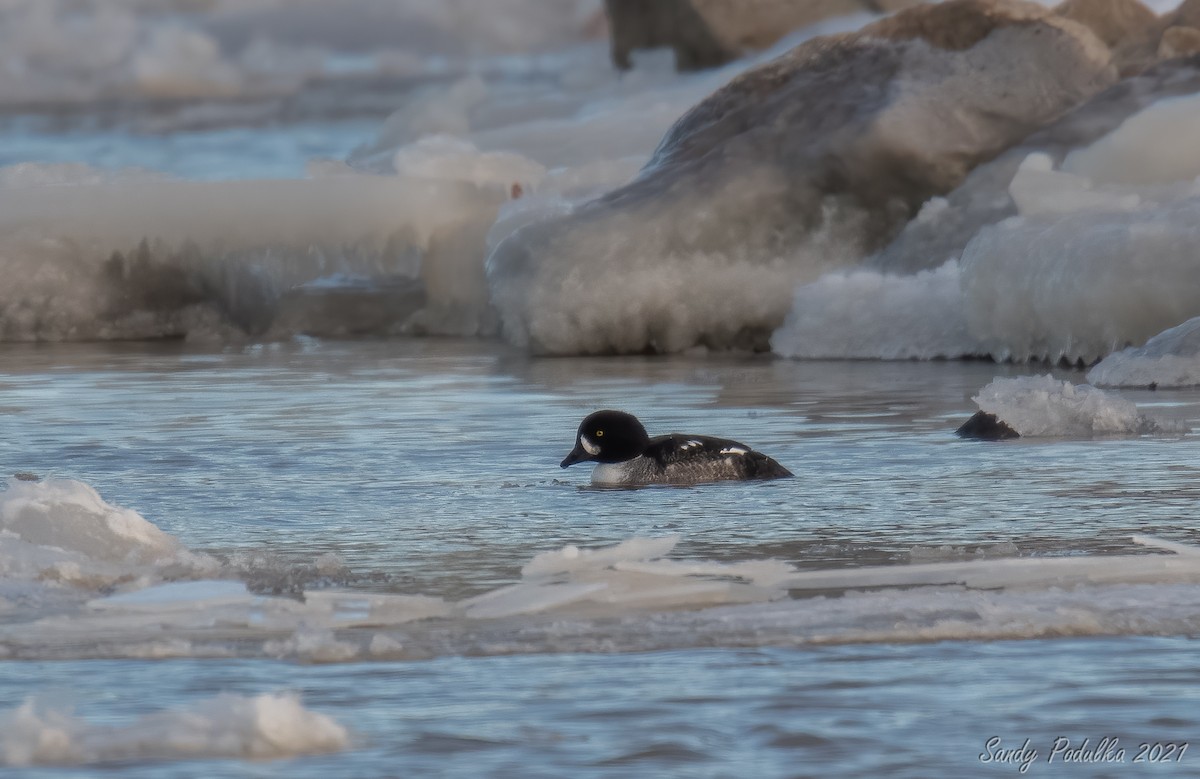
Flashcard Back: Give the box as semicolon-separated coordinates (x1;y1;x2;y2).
69;581;452;654
1;478;178;566
464;535;794;619
0;478;216;591
970;375;1178;437
1062;93;1200;186
1088;315;1200;388
89;580;251;611
0;693;348;767
771;261;984;360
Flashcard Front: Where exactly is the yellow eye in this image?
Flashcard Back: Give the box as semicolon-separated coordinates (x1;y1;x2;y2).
595;429;604;437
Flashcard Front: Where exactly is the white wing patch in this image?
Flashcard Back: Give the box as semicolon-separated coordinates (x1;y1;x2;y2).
719;445;749;456
580;434;601;456
678;439;704;451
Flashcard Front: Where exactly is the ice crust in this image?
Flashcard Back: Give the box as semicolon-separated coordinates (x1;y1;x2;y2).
0;478;214;595
1088;315;1200;387
771;261;982;360
959;182;1200;364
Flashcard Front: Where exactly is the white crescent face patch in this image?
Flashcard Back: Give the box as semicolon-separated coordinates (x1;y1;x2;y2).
580;434;601;456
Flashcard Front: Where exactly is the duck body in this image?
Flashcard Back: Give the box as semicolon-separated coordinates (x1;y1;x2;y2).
561;410;792;486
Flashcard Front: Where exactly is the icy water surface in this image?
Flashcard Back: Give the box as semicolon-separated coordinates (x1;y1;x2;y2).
2;340;1200;775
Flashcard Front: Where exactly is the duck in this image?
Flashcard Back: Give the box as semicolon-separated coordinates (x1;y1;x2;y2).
560;410;792;485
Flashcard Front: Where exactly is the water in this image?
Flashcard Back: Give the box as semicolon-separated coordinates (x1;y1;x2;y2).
3;341;1200;775
2;640;1197;778
4;0;1200;775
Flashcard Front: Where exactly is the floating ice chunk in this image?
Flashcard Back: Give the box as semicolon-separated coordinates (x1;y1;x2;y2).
771;261;982;360
1134;535;1200;556
0;478;180;565
1063;93;1200;186
971;375;1178;437
776;535;1200;592
520;536;680;577
89;580;250;611
0;692;348;767
0;479;220;610
1088;315;1200;387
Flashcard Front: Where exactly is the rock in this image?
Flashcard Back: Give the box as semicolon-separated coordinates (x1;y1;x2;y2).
488;0;1116;355
1159;25;1200;59
1163;0;1200;28
604;0;730;71
955;411;1020;439
1055;0;1159;75
872;55;1200;275
604;0;926;72
1157;0;1200;61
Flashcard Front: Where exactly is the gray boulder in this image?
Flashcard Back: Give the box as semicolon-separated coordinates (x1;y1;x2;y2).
604;0;925;71
488;0;1116;354
1055;0;1160;76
